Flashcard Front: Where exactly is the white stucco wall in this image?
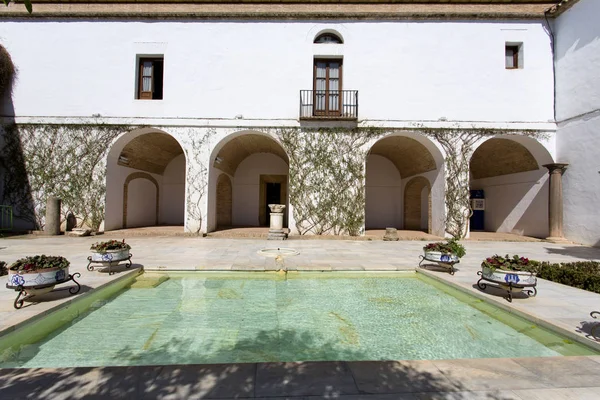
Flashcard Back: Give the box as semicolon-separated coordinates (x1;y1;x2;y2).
470;169;549;238
365;155;402;229
232;153;288;227
159;154;186;225
554;0;600;246
0;20;554;124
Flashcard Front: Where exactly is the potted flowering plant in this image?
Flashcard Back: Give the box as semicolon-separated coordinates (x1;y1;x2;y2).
90;239;131;262
422;238;466;262
478;254;539;301
88;239;132;274
420;238;466;275
7;255;71;292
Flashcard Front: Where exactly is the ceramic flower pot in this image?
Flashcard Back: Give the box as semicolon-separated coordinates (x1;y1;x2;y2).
480;266;537;288
423;251;460;264
90;249;130;263
7;266;69;288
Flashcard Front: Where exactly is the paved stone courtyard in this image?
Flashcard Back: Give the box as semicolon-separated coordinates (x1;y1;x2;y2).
1;235;600;399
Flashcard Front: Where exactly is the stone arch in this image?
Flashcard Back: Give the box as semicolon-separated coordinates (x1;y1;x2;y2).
216;173;232;227
207;130;290;232
123;172;159;228
105;127;186;231
404;176;431;232
364;132;444;235
469;135;554;238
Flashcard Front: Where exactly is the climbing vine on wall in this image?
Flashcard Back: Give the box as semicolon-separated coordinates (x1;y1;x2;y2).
182;128;213;234
0;123;135;230
418;125;548;239
277;127;383;236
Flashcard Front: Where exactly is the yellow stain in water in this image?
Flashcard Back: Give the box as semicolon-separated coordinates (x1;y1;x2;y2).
368;296;395;305
464;324;478;340
142;329;159;350
329;312;359;346
218;288;242;299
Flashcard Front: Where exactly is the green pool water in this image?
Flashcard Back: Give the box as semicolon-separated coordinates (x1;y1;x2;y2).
1;272;596;368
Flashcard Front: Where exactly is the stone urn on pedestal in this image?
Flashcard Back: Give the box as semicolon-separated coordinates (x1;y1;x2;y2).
268;204;287;240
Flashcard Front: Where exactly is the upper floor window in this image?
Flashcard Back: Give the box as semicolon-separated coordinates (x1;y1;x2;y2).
137;56;164;100
505;43;522;69
314;32;343;44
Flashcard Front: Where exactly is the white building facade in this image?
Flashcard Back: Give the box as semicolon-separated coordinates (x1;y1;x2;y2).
1;0;590;243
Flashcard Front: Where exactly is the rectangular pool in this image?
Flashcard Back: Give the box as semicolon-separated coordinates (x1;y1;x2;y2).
1;272;597;368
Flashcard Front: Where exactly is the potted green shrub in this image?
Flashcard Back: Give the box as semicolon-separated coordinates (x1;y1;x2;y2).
478;254;539;302
90;239;131;262
7;255;71;294
88;239;132;274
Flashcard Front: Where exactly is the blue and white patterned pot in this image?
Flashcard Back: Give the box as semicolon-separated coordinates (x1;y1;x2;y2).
423;251;460;264
481;266;537;288
90;249;130;263
7;266;70;288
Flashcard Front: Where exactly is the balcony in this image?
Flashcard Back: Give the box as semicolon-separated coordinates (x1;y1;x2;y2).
299;90;358;120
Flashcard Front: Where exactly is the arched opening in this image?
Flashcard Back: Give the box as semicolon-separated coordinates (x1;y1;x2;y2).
123;172;159;228
216;174;232;228
365;134;444;235
208;132;289;232
404;176;431;232
105;129;186;231
314;31;344;44
469;136;553;238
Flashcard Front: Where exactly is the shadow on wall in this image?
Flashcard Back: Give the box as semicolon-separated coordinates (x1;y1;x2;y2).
0;43;36;230
0;328;513;399
553;0;600;61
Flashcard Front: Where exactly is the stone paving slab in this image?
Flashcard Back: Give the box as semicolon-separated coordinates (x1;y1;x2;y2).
2;357;600;399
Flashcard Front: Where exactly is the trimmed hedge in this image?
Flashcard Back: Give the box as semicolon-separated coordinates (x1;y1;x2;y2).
530;261;600;294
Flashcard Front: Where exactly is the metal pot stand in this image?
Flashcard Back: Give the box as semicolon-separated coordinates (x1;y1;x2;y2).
87;252;133;275
6;272;81;309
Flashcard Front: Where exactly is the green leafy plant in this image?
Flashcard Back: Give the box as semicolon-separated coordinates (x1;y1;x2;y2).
533;261;600;294
90;239;131;253
9;255;70;272
481;254;539;273
423;238;466;258
0;261;7;276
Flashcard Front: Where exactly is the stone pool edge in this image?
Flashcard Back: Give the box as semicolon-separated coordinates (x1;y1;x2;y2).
417;268;600;352
0;268;142;353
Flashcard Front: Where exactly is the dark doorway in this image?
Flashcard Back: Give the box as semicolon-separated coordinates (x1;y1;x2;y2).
264;182;281;226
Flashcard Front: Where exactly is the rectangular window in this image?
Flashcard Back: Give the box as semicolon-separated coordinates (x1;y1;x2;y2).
505;44;521;69
313;58;342;116
137;57;164;99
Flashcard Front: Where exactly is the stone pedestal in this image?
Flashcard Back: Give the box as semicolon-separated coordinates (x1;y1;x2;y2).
45;196;61;236
543;163;569;242
268;204;287;240
383;227;399;241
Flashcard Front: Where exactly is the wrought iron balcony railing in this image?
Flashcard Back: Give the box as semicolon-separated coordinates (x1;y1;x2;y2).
299;90;358;120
